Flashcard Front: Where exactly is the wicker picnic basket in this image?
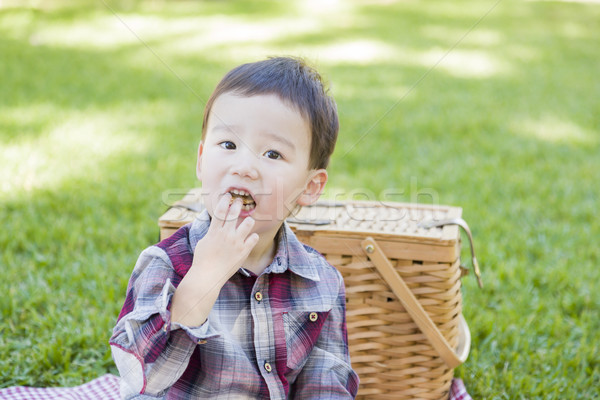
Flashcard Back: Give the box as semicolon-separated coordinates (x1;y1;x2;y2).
158;189;481;400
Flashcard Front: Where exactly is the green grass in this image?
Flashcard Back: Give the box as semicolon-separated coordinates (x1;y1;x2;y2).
1;0;599;397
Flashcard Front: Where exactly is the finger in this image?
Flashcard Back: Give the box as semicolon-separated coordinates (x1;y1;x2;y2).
212;192;233;226
239;232;259;260
223;197;243;229
244;233;259;249
236;215;256;238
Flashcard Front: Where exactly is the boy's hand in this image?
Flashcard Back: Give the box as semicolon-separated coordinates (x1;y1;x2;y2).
171;193;259;327
192;192;259;281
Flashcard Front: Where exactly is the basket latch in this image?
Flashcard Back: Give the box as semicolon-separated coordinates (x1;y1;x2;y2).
419;218;483;289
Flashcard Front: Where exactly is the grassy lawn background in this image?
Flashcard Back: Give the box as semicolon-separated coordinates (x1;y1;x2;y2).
1;0;598;398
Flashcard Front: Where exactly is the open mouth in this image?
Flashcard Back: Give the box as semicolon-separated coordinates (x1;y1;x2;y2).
229;189;256;211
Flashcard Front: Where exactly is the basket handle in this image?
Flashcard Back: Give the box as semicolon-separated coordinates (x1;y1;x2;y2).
362;237;468;369
418;218;483;288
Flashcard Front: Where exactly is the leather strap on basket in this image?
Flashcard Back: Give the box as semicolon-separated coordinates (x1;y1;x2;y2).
418;218;483;288
361;237;466;369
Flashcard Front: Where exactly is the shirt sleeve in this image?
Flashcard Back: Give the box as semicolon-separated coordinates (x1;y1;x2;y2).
289;269;360;399
109;246;220;398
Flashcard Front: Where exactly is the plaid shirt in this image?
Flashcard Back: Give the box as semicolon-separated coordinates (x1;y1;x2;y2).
110;211;359;399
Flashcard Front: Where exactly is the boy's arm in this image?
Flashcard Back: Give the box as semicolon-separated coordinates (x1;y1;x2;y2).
109;248;215;398
110;195;258;398
290;270;360;399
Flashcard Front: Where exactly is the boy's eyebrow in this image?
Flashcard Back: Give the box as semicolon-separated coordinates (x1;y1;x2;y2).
211;124;239;134
262;131;296;151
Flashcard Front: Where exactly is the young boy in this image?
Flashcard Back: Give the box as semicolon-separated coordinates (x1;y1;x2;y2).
110;57;359;399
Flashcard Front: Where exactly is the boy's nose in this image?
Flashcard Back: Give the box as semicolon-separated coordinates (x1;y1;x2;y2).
231;150;259;180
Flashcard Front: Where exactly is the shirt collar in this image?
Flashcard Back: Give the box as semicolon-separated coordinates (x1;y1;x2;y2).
189;210;321;282
266;222;321;282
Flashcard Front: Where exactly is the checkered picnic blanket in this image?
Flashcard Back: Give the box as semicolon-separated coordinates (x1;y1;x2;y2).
0;375;472;400
0;375;119;400
449;378;472;400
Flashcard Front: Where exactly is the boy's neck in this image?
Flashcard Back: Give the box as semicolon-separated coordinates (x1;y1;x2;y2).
243;227;281;276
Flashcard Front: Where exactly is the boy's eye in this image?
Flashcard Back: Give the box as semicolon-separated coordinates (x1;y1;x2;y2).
264;150;282;160
219;141;236;150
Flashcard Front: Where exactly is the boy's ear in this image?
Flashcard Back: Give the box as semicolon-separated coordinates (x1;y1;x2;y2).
196;141;204;181
297;169;328;207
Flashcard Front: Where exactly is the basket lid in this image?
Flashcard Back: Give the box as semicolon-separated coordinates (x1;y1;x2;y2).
287;200;462;245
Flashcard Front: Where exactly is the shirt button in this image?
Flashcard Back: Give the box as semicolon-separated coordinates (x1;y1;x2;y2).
254;291;263;302
198;339;207;345
309;312;318;322
264;362;272;373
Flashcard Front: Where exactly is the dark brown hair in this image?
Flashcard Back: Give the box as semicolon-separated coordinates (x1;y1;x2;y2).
201;57;338;169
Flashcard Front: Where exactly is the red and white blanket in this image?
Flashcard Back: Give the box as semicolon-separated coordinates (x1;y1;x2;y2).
0;375;472;400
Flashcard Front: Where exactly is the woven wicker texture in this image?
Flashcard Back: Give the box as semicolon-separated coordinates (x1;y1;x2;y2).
338;255;460;399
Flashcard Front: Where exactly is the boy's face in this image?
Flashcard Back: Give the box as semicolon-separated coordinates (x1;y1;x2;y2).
197;92;327;239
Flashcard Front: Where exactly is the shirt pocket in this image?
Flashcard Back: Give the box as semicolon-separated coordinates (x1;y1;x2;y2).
282;310;330;371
